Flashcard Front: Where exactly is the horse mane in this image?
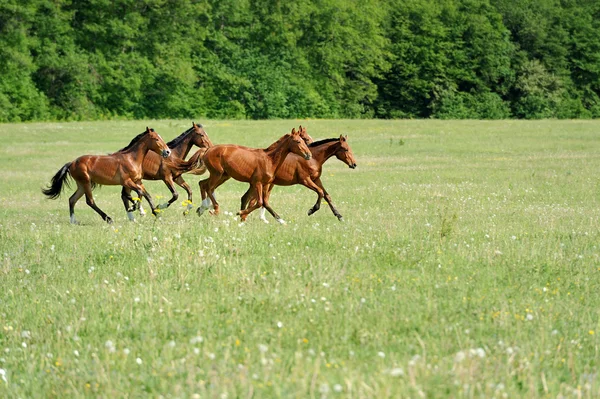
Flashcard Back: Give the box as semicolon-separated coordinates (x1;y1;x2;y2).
167;125;202;148
265;133;291;151
309;138;339;147
114;130;151;153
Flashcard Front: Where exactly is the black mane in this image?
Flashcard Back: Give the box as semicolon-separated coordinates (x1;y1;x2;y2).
167;124;203;148
309;138;339;147
115;130;151;153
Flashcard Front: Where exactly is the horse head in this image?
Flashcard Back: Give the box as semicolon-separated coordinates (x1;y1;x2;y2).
191;122;213;149
335;135;357;169
146;127;171;158
289;128;312;160
298;125;314;145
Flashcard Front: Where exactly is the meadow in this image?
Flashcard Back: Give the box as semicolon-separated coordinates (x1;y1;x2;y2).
0;119;599;398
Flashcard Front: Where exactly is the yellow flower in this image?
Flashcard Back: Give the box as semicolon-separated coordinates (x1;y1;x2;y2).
589;330;595;335
302;338;308;344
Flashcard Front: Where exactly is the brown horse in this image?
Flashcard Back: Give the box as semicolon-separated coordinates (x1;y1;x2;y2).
197;128;312;223
42;127;171;224
196;125;314;212
122;122;213;216
241;135;357;222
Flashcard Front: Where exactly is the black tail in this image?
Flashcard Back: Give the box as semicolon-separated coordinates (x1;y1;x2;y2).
42;162;72;199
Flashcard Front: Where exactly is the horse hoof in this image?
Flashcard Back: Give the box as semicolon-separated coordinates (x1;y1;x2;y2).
183;210;189;216
157;203;169;210
337;216;344;222
139;210;147;217
196;206;207;216
106;217;113;224
276;218;286;225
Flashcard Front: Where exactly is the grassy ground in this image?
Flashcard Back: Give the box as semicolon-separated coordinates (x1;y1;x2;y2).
0;119;599;398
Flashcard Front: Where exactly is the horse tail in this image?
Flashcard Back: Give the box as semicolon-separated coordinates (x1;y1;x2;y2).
167;149;207;177
42;162;72;199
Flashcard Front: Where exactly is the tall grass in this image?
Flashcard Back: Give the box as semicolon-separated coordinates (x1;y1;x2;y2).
0;120;599;397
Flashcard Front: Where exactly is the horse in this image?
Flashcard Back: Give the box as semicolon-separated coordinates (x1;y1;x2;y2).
122;122;213;216
241;135;357;222
196;127;312;223
42;127;171;224
195;125;314;212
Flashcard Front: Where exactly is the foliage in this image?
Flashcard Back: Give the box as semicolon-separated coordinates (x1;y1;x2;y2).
0;0;599;121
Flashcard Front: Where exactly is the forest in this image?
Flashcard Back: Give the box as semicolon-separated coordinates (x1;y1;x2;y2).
1;0;599;122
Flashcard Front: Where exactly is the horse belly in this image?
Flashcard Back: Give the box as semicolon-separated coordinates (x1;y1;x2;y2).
87;157;123;185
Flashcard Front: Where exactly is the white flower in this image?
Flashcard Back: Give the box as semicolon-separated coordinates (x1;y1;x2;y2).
21;342;27;348
277;321;283;328
455;351;466;363
0;368;6;383
389;368;404;377
208;353;215;360
319;383;330;394
377;351;385;358
526;313;534;321
193;348;200;355
105;340;116;353
168;341;176;348
134;297;140;303
333;384;343;392
73;350;79;357
152;237;158;242
190;336;203;344
475;348;485;358
136;357;143;365
361;298;366;303
123;348;130;355
258;344;268;353
322;282;330;288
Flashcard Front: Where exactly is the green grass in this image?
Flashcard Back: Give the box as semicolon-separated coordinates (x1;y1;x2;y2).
1;119;600;398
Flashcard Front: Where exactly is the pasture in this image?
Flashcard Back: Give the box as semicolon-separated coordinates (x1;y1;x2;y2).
0;119;599;397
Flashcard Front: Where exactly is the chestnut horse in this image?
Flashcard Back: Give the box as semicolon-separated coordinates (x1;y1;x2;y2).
197;128;312;223
196;125;314;212
42;127;171;224
241;135;357;222
123;122;213;216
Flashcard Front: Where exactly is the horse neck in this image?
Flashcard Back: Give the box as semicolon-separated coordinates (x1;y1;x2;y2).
265;138;294;171
123;138;151;165
312;141;340;166
170;133;195;159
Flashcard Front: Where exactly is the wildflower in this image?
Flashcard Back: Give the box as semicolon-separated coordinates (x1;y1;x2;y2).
105;340;116;353
258;344;268;353
319;383;330;394
377;351;385;358
21;331;30;339
361;298;366;303
123;348;130;355
0;368;6;383
455;351;466;363
589;330;595;335
168;341;176;348
136;357;142;365
389;368;404;377
208;353;215;360
526;313;534;321
193;348;200;355
21;342;27;348
333;384;343;392
190;336;203;344
277;321;283;329
73;350;79;357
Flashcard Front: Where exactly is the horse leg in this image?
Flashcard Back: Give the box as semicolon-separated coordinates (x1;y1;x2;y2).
258;184;275;223
82;182;112;224
314;177;343;221
157;175;178;210
68;183;85;224
261;184;285;224
121;186;137;222
237;182;263;222
197;175;226;216
175;176;194;215
300;178;325;217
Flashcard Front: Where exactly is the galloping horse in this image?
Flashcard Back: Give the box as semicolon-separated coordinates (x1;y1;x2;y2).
196;125;313;212
42;127;171;224
197;128;312;223
122;122;213;215
241;135;357;222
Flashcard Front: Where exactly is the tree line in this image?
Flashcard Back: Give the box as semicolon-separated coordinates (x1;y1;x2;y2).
1;0;599;122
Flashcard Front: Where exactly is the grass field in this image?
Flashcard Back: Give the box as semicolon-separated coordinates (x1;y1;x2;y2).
1;119;600;398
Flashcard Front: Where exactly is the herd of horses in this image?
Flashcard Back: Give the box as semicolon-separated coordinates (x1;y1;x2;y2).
42;123;357;224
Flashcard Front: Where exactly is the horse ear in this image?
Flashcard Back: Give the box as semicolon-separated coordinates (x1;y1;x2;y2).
146;126;151;133
344;135;348;140
339;134;345;141
192;121;197;127
291;128;297;135
299;125;303;131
